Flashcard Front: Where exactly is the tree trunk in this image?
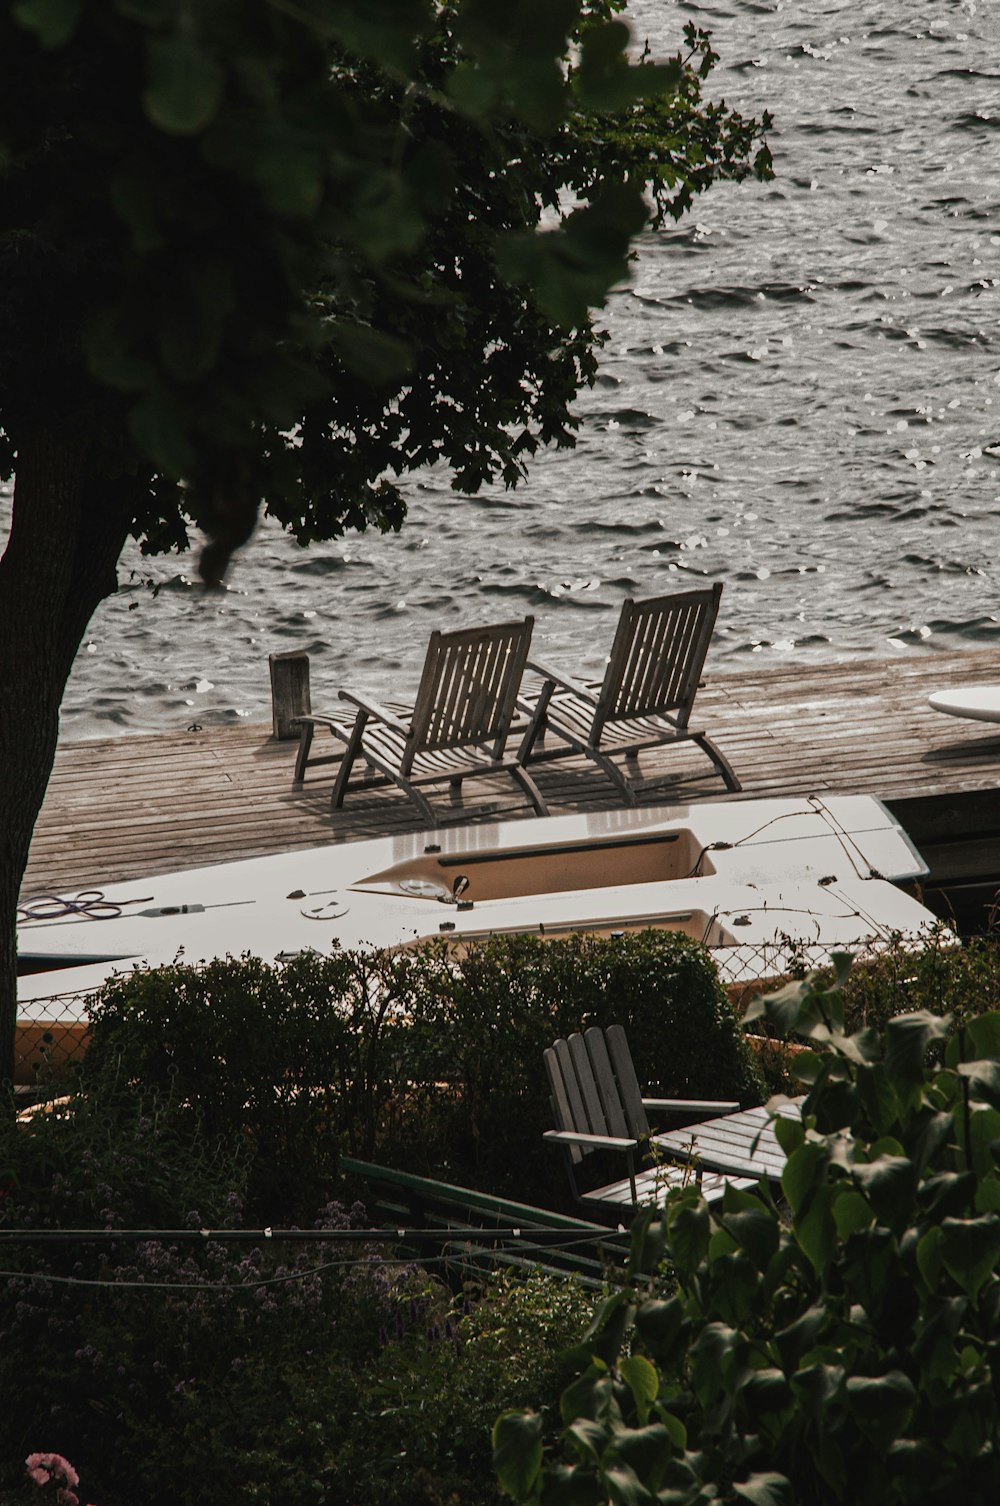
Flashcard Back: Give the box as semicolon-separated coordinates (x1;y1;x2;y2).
0;427;135;1095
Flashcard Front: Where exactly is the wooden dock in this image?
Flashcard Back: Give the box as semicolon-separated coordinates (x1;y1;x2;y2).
22;647;1000;924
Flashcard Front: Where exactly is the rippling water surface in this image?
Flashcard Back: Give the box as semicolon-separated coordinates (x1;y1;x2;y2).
5;0;1000;738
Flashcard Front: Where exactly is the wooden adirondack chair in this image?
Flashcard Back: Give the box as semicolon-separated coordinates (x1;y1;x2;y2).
293;618;550;826
518;583;740;802
543;1024;751;1219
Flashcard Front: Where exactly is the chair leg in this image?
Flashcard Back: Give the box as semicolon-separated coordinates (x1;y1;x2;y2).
390;776;438;827
510;763;550;818
293;722;315;784
331;709;369;810
517;681;554;763
590;748;640;806
694;734;742;793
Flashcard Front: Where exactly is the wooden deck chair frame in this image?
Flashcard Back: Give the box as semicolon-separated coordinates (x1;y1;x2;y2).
293;617;550;826
518;583;740;803
543;1024;749;1220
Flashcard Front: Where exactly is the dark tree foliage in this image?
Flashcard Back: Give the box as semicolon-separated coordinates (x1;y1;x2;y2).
0;0;771;1086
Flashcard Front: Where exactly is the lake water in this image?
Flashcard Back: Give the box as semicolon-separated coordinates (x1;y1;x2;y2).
4;0;999;739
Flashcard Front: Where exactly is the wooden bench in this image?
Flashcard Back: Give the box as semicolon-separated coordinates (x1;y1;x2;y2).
339;1155;629;1287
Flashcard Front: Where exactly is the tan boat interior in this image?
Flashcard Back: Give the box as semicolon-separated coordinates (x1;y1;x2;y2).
434;909;732;951
355;830;716;903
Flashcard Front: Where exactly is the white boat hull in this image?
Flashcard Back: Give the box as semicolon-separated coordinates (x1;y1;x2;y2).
16;795;939;1074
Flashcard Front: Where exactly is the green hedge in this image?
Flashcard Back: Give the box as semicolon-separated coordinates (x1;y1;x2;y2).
0;1089;593;1506
82;931;763;1217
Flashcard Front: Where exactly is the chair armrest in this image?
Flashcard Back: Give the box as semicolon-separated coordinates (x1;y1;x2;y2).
525;659;598;702
293;713;354;737
543;1129;638;1153
338;688;412;735
642;1098;740;1117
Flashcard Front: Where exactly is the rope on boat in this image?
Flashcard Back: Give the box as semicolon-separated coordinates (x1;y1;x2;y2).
16;891;154;924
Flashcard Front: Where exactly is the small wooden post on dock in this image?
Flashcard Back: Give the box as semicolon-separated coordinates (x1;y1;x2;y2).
269;650;311;740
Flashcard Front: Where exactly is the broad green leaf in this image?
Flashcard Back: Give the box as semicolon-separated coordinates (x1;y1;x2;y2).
567;1417;609;1462
850;1154;915;1224
604;1461;653;1506
719;1183;777;1265
560;1368;613;1426
12;0;82;48
613;1424;676;1491
328;0;426;72
885;1010;952;1085
664;1196;711;1276
733;1473;794;1506
127;390;195;477
493;1410;543;1501
773;1114;805;1156
969;1105;1000;1180
795;1184;838;1276
328;320;414;385
832;1187;873;1240
939;1214;1000;1297
910;1110;956;1177
738;1366;791;1413
634;1297;683;1361
619;1354;658;1424
790;1361;845;1416
958;1059;1000;1109
774;1303;828;1367
916;1225;942;1289
114;0;174;22
781;1140;829;1214
143;34;225;136
845;1371;916;1442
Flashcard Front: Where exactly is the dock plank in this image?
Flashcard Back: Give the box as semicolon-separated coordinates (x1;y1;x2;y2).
21;647;1000;898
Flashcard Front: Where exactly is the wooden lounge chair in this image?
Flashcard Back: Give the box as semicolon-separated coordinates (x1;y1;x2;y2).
293;617;550;826
518;583;740;802
543;1024;751;1220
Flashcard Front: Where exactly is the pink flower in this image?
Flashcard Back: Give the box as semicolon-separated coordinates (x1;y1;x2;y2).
25;1454;81;1491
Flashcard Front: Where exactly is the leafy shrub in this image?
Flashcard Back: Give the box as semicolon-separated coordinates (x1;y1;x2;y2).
0;1087;596;1506
495;954;1000;1505
331;1270;595;1506
82;933;763;1213
0;1092;436;1506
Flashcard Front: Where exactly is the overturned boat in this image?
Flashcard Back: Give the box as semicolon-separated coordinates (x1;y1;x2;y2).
17;794;941;1079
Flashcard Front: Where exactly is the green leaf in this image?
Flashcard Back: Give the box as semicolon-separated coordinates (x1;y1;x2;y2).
634;1297;683;1362
850;1154;915;1224
738;1366;791;1414
733;1473;794;1506
939;1214;1000;1297
11;0;83;48
721;1194;780;1270
780;1141;829;1214
493;1410;543;1501
127;390;195;477
560;1368;613;1426
845;1371;916;1443
884;1010;952;1085
832;1187;873;1240
604;1461;653;1506
619;1355;658;1425
664;1196;711;1276
327;320;414;385
143;34;225;136
795;1184;838;1276
614;1423;676;1490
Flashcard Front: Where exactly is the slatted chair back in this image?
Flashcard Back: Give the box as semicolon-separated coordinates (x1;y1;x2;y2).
403;618;535;773
592;583;722;744
544;1025;651;1169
